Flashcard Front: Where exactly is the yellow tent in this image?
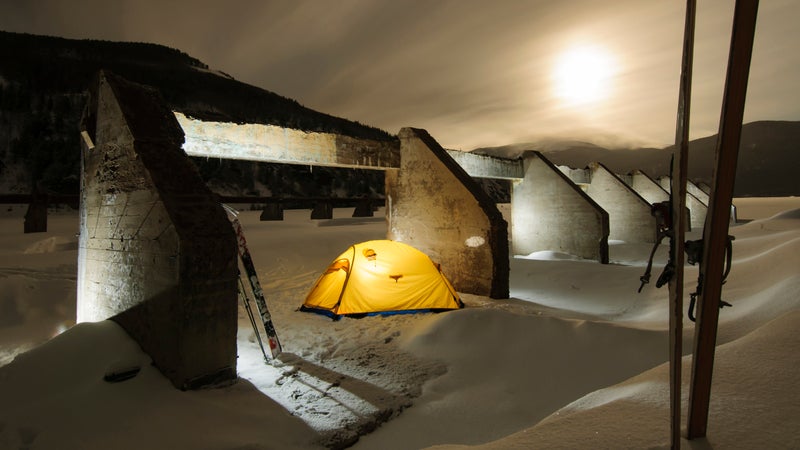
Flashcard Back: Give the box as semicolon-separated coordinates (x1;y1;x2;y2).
301;240;463;318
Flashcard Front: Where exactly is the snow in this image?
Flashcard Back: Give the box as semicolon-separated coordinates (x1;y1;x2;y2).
1;198;799;449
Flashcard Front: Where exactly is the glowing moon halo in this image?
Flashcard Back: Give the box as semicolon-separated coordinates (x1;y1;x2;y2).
552;46;615;105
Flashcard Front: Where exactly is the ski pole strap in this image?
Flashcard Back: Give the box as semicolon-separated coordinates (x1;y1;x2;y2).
687;235;735;321
722;235;735;283
688;292;698;322
639;232;668;292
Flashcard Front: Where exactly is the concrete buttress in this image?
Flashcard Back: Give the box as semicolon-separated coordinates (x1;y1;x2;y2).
586;163;657;243
77;71;238;389
386;128;509;298
512;152;609;263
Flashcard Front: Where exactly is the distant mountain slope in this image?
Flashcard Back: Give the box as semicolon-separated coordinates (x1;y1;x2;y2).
0;31;392;196
0;31;393;139
473;121;800;197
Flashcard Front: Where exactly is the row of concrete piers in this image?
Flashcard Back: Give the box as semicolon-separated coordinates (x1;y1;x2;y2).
74;71;722;389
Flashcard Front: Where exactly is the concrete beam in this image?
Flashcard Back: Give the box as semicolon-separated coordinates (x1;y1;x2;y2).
445;150;523;180
511;152;608;262
586;163;656;243
78;72;238;389
177;112;526;181
387;128;509;298
176;112;400;170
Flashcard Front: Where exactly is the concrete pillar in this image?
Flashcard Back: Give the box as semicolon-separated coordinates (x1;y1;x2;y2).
260;203;284;221
352;198;374;217
78;71;238;390
386;128;508;298
311;201;333;219
511;152;608;263
586;163;656;243
24;188;47;233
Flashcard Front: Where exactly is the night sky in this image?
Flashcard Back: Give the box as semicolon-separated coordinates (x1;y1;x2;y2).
1;0;798;150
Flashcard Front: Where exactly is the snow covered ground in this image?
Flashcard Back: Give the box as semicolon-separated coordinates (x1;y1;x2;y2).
1;197;798;449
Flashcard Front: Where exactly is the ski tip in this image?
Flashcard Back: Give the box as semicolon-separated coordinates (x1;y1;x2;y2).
221;203;240;218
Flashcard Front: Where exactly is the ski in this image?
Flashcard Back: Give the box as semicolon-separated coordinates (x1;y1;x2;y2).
688;0;758;439
667;1;696;448
223;204;283;360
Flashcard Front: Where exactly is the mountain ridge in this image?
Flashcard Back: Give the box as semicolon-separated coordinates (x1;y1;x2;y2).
0;30;391;198
1;30;796;198
473;120;800;197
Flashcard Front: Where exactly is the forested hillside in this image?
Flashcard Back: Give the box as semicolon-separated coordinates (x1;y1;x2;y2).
0;31;391;198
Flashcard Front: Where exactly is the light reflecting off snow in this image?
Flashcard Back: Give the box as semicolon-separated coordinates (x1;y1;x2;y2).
2;200;800;450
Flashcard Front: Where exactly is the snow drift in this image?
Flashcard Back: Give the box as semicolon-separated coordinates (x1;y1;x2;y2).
1;199;799;449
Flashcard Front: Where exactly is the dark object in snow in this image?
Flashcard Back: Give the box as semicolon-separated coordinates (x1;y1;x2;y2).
104;365;142;383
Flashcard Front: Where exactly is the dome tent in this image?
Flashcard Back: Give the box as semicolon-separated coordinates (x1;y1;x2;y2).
301;240;463;318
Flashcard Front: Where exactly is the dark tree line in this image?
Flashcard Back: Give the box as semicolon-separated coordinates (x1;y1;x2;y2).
0;31;394;198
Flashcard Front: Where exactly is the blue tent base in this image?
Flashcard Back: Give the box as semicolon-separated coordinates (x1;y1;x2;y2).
299;305;462;321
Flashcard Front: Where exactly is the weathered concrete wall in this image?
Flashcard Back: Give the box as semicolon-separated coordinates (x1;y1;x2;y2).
386;128;509;298
78;72;238;389
586;163;656;243
512;152;608;262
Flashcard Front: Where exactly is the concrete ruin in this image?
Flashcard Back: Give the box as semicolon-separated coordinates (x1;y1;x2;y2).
76;72;689;357
386;128;509;298
177;114;512;297
177;112;614;269
78;72;239;389
511;152;608;262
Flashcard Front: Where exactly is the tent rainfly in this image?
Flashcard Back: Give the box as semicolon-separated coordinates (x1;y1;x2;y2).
301;240;463;318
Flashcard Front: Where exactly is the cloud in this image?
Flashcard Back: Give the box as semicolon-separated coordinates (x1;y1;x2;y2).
1;0;798;150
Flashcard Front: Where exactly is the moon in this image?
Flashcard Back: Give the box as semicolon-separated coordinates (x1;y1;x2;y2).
552;45;616;106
